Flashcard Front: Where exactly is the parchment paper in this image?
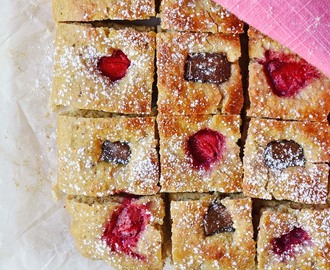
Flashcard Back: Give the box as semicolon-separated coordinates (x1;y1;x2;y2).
0;1;172;269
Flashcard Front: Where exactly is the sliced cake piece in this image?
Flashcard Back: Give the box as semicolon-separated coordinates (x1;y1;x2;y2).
157;31;243;115
53;0;155;22
171;195;255;269
160;0;243;34
52;23;155;114
158;114;243;193
243;118;330;204
66;194;164;270
258;205;330;269
248;28;330;122
57;115;159;196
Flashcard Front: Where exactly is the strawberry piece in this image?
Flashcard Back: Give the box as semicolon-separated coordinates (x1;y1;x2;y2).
272;227;310;257
97;50;131;82
186;128;225;170
101;198;150;260
260;51;319;97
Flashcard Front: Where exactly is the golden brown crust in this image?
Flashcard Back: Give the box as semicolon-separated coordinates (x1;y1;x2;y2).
53;0;155;22
51;13;330;270
157;31;243;115
258;206;330;269
66;195;164;270
171;196;255;269
243;118;330;204
160;0;244;34
57;115;159;196
51;23;155;114
247;28;330;122
248;28;292;59
158;114;243;193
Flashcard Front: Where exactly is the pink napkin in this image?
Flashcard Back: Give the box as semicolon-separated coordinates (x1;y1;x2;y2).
214;0;330;78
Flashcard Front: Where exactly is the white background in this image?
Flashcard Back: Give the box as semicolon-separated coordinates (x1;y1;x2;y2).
0;0;129;269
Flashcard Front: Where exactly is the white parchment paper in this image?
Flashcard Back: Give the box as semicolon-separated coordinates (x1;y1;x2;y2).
0;1;147;269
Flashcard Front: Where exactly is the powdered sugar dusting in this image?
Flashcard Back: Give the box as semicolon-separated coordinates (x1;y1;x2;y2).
52;24;155;114
247;28;330;122
160;0;243;34
47;4;330;270
243;118;330;204
171;196;255;269
57;116;159;196
158;114;243;193
54;0;155;22
66;195;164;269
258;206;330;268
157;31;243;115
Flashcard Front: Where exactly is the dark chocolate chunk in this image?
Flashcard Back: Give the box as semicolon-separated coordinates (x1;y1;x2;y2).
100;140;131;165
264;140;306;170
184;53;231;84
203;202;235;236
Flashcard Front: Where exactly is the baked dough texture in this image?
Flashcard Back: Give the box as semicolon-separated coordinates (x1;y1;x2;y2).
171;195;255;269
51;3;330;268
158;114;243;193
248;28;330;122
243;118;330;204
52;23;155;114
160;0;244;34
66;194;164;270
258;206;330;269
53;0;155;22
157;31;243;115
57;115;159;196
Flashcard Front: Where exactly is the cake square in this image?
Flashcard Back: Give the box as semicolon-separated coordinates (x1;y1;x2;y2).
248;28;330;122
66;194;164;270
157;31;243;115
160;0;244;34
171;195;255;269
158;114;243;192
258;206;330;269
53;0;155;22
243;118;330;204
52;23;156;114
57;115;159;196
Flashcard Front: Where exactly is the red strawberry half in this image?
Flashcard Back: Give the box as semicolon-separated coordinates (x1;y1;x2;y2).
101;198;150;260
97;50;131;82
260;51;319;97
272;227;310;257
186;128;225;170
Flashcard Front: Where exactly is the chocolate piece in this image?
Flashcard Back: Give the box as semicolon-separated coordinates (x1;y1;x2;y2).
184;53;231;84
100;140;131;165
264;140;306;170
203;202;235;236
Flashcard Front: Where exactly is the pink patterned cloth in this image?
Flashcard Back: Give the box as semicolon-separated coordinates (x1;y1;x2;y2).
214;0;330;78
